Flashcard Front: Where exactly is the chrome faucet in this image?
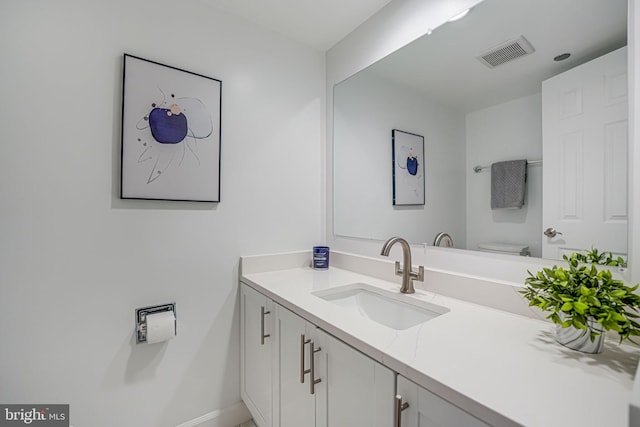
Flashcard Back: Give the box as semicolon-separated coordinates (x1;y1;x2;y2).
380;237;424;294
433;232;454;248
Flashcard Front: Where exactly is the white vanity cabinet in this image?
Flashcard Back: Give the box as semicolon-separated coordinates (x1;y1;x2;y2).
396;375;489;427
274;303;394;427
241;282;394;427
240;283;275;427
240;253;640;427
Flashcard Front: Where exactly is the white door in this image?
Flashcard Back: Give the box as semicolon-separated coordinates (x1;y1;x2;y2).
320;329;394;427
274;305;317;427
542;47;628;260
240;283;274;427
396;375;488;427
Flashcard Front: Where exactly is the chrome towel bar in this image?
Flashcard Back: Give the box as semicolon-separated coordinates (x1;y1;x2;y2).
473;159;542;173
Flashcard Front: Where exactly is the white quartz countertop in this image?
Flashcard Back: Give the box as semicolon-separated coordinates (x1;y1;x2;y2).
241;255;640;427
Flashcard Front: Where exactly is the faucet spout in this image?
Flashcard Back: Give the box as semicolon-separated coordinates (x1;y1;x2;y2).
433;232;454;247
380;237;424;294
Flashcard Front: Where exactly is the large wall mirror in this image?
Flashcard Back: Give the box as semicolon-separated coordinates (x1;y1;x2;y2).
333;0;628;260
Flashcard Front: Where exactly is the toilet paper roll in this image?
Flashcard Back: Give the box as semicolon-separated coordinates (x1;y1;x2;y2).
146;311;176;344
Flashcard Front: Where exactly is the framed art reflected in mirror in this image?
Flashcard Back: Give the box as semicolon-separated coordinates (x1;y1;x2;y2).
392;129;424;206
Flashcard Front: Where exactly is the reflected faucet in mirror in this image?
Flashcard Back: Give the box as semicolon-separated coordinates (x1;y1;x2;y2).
380;237;424;294
433;232;454;248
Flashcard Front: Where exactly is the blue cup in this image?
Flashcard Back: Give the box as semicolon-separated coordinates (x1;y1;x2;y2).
313;246;330;270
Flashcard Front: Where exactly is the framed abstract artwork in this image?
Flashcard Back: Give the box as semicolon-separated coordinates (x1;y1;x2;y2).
392;129;425;206
121;54;222;202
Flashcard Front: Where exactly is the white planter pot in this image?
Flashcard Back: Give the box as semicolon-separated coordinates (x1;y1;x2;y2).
555;315;605;354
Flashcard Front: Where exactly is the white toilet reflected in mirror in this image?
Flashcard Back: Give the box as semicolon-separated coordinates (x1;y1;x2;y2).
477;242;530;256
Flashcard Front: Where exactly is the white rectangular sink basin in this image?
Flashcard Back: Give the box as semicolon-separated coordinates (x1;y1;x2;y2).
312;283;448;330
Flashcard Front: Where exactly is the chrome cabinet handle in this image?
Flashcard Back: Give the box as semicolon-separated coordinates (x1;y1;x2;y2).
260;306;271;345
308;340;322;395
544;227;563;238
395;394;409;427
300;334;311;383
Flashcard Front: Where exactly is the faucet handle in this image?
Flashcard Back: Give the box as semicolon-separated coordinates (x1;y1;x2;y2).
395;262;425;282
394;261;403;277
413;265;425;282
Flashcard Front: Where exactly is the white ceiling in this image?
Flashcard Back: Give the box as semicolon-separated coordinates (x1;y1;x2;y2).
363;0;627;112
206;0;394;51
206;0;627;112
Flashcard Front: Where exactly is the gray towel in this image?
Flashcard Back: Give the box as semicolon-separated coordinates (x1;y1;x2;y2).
491;160;527;209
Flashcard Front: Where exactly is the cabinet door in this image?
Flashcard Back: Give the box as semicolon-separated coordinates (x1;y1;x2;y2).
241;283;274;427
274;304;317;427
397;375;488;427
318;329;394;427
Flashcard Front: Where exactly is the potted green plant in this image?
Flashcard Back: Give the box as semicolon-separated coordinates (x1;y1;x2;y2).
520;249;640;353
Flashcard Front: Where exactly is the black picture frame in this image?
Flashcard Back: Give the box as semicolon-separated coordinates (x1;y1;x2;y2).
120;54;222;202
392;129;425;206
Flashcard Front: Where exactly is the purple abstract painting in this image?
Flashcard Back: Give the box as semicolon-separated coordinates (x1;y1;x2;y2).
121;54;221;201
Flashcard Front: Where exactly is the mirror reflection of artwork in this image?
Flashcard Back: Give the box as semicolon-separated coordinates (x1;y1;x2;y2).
392;129;424;206
121;54;222;202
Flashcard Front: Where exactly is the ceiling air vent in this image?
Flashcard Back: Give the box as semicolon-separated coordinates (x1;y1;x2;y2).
477;36;535;68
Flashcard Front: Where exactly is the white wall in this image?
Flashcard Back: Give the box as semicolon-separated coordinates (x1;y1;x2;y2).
0;1;324;426
333;72;466;246
465;94;543;256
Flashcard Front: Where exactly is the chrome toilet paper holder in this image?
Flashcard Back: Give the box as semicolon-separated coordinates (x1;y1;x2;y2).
135;303;176;344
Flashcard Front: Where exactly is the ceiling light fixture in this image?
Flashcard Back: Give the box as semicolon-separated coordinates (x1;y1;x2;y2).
554;53;571;61
448;8;470;22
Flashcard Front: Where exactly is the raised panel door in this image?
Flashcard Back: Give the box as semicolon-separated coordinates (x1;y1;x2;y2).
542;47;628;259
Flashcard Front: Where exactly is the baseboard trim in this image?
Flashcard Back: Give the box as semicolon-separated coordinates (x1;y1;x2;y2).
176;401;252;427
